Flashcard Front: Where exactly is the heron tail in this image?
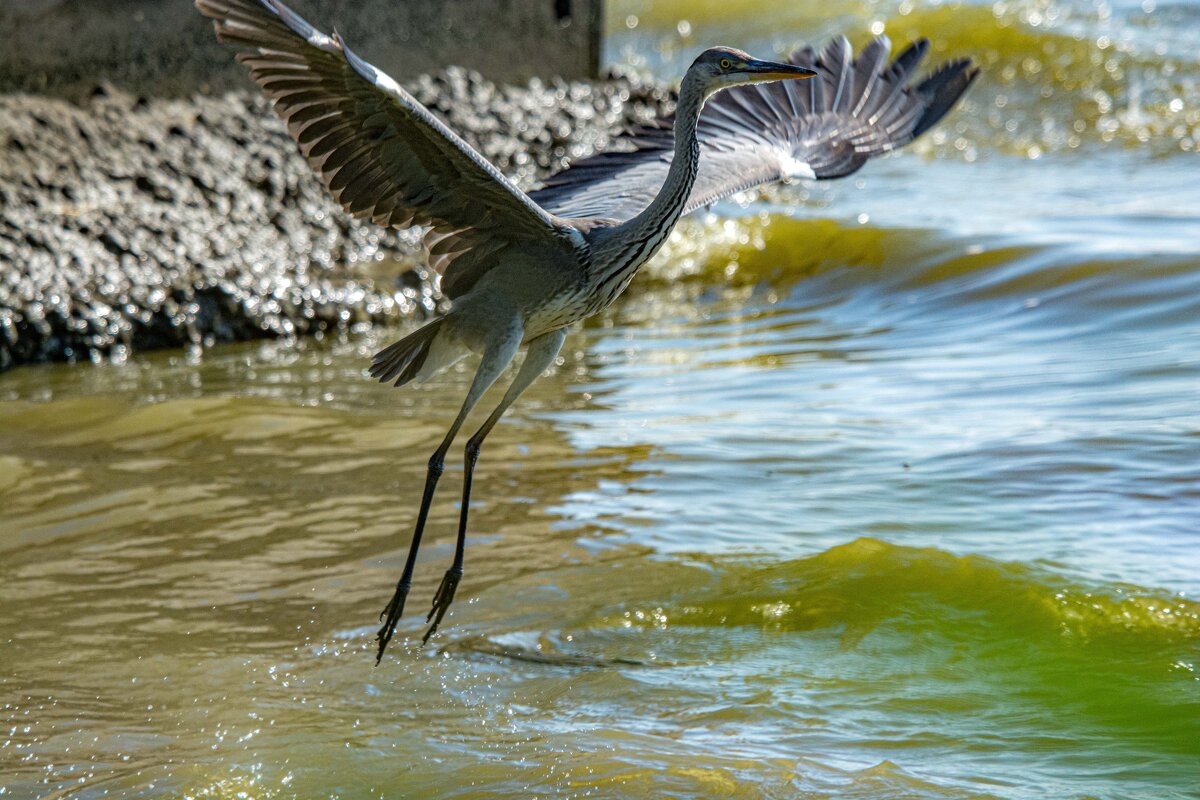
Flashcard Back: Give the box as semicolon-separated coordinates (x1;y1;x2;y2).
369;318;445;388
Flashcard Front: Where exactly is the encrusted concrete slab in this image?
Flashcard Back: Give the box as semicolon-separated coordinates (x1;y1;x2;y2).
0;69;674;371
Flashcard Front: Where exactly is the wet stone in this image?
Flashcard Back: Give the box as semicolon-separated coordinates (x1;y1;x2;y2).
0;71;676;371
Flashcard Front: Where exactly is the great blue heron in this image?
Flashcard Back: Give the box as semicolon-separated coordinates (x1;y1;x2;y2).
197;0;977;663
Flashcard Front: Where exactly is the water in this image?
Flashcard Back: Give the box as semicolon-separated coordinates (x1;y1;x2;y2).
3;0;1199;797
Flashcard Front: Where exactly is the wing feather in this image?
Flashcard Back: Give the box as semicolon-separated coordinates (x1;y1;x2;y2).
532;37;979;223
196;0;573;299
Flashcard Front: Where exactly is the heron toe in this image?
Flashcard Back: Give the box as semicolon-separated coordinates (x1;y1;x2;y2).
375;580;411;663
422;566;463;642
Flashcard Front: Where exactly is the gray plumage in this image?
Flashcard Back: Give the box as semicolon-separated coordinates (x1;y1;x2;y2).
532;37;979;222
196;0;977;661
196;0;573;302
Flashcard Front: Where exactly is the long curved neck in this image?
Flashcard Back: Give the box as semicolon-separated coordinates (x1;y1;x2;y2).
621;72;708;243
597;72;709;277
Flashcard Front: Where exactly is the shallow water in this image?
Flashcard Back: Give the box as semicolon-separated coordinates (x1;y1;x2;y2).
3;0;1199;798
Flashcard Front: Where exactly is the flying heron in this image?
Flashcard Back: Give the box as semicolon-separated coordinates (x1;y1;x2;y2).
196;0;978;662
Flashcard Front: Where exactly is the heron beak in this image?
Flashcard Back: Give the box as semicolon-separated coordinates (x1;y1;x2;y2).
743;60;818;82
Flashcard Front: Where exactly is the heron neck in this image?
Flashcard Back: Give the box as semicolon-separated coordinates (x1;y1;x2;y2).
611;74;706;259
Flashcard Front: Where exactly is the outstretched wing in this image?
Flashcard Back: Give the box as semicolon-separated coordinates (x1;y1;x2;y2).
531;37;979;221
196;0;573;299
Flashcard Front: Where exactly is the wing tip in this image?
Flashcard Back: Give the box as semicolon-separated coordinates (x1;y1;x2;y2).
910;57;980;138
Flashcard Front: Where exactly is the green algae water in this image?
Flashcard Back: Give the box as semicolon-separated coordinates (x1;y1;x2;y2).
3;0;1200;797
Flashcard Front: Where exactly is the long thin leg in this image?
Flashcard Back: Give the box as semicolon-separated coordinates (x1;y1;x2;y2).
375;325;522;663
423;328;568;642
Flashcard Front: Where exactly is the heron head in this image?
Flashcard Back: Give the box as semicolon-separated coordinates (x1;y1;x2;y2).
689;47;817;91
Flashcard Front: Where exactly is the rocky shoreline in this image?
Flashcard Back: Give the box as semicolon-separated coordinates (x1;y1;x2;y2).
0;69;673;372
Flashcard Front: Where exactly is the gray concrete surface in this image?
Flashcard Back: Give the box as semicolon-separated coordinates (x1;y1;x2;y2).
0;0;602;97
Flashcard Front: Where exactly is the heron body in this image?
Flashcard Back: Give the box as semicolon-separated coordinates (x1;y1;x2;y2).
196;0;978;662
381;61;713;385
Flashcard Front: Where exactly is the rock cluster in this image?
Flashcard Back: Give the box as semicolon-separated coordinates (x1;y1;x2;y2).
0;68;673;371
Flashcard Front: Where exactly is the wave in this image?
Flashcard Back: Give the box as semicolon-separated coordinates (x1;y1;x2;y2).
598;537;1200;648
634;215;1200;333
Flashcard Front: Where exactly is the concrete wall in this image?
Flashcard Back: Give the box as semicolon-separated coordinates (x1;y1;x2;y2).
0;0;603;98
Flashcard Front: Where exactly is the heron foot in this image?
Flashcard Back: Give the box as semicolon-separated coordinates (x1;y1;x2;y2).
375;579;411;664
422;566;463;643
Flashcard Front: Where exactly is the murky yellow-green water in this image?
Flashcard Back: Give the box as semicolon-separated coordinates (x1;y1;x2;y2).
3;0;1200;798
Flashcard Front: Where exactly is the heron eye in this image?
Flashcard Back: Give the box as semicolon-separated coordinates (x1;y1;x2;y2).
719;58;732;70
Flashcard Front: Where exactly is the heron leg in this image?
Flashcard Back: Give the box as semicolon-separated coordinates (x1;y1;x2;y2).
375;325;522;663
423;327;568;642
